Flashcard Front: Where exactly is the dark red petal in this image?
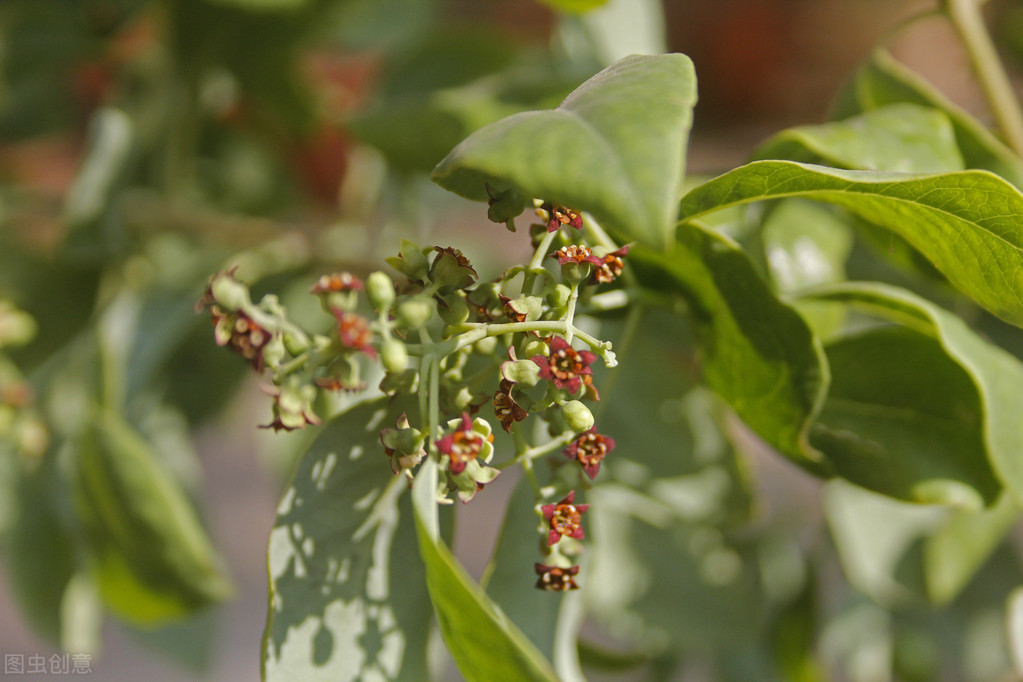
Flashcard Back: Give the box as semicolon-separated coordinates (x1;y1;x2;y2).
541;504;555;519
569;527;585;540
575;504;590;513
449;458;467;475
547;529;561;546
582;461;600;479
560;491;576;505
547;336;569;352
435;435;454;453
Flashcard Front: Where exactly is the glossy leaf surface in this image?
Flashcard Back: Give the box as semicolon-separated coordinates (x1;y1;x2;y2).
681;160;1023;328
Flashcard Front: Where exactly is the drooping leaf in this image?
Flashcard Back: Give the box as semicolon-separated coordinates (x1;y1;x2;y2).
432;54;697;250
806;282;1023;506
74;408;232;627
629;224;828;470
262;398;433;682
680;160;1023;328
752;103;964;173
831;48;1023;187
412;459;559;682
812;326;999;508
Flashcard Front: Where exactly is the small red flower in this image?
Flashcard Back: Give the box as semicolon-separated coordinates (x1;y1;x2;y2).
435;413;494;474
541;203;583;233
541;491;589;546
535;563;580;591
310;272;364;294
493;379;528;432
563;427;616;479
593;245;630;284
553;245;602;267
531;336;597;397
334;311;377;359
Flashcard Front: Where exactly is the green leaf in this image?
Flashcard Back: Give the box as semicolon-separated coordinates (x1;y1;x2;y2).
483;478;560;661
7;457;78;645
432;54;697;250
629;224;828;469
806;282;1023;506
825;481;1018;607
832;48;1023;187
752;103;964;173
760;199;854;337
680;160;1023;328
262;398;434;682
412;460;559;682
812;326;999;507
75;408;232;627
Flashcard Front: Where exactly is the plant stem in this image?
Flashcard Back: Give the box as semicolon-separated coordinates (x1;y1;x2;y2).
522;230;559;296
945;0;1023;156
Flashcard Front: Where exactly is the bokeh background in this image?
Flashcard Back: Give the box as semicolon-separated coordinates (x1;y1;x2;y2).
2;0;1022;679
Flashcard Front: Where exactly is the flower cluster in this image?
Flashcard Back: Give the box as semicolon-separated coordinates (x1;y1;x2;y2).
201;198;629;594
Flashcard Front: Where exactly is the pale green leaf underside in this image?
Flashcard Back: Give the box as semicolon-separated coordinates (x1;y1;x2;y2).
680;160;1023;328
432;53;696;250
805;282;1023;508
753;103;964;173
263;399;432;682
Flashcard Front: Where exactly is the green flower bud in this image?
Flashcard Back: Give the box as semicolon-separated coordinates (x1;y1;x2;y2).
437;295;470;325
520;338;547;359
366;271;396;312
381;338;408;374
210;272;251;312
473;336;498;355
546;284;572;311
395;295;434;330
502;358;541;386
262;333;286;370
561;400;594;433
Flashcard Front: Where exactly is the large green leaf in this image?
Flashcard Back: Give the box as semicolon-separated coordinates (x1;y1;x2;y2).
629;224;828;469
262;398;433;681
432;54;697;250
752;103;964;173
832;48;1023;187
412;459;559;682
805;282;1023;507
812;325;1000;507
75;408;232;627
680;160;1023;328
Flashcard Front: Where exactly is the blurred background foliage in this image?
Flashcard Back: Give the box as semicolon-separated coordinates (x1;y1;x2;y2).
5;0;1023;680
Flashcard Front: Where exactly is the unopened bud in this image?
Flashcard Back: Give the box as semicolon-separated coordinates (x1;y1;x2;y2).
210;272;251;312
561;401;594;433
381;338;408;374
366;271;396;312
395;295;434;330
